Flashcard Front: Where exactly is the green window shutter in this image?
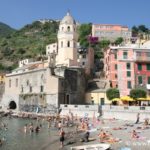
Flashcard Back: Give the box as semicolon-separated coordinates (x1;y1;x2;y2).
138;64;142;70
123;52;128;59
114;54;117;59
126;63;131;70
127;71;131;77
138;76;142;84
148;77;150;84
127;81;131;89
115;64;117;70
146;64;150;70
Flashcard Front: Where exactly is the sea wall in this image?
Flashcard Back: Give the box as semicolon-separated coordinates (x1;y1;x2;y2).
102;105;150;122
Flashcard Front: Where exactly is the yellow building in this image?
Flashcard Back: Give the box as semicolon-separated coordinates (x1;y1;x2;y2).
85;89;111;105
0;73;5;84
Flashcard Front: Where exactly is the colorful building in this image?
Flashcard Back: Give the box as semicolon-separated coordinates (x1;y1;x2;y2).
92;24;131;41
104;42;150;96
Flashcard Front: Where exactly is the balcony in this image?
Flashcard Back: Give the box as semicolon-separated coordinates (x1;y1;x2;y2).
136;56;150;62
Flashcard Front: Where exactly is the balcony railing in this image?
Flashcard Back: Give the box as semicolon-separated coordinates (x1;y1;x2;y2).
136;56;150;61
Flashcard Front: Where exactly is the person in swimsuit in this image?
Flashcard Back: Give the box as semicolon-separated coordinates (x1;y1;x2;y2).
59;128;65;148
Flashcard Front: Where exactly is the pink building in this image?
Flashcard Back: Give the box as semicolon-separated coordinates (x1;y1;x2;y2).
104;45;150;96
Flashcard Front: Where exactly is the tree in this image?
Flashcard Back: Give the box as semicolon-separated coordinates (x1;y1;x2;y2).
106;88;120;100
78;23;92;48
114;37;123;45
132;26;139;37
130;88;146;99
138;25;149;33
93;40;110;59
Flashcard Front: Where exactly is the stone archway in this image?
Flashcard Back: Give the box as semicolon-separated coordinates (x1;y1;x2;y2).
9;101;17;109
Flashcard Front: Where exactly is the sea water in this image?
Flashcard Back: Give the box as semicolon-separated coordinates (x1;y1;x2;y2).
0;117;58;150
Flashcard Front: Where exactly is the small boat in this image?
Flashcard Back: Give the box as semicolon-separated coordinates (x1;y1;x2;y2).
71;143;110;150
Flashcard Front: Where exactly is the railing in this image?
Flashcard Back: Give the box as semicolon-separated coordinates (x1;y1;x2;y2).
135;56;150;61
102;105;150;111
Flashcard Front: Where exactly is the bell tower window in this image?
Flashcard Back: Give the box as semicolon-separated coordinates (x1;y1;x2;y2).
62;27;64;31
67;41;70;47
67;26;70;32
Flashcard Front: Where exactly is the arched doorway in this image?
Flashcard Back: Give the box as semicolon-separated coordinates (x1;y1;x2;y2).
9;101;17;109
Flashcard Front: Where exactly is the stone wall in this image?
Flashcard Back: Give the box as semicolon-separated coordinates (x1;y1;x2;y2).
64;68;86;104
60;104;99;118
102;105;150;122
0;83;4;102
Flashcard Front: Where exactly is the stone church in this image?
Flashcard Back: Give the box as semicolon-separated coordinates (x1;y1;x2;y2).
1;12;94;112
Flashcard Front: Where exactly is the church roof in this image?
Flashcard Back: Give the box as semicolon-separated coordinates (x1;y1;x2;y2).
60;11;76;25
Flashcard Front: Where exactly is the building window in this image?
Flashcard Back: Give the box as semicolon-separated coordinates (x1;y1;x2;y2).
40;85;43;92
67;26;70;32
82;62;85;66
115;74;117;78
114;54;117;59
126;63;131;70
127;71;131;77
67;41;70;47
115;64;117;70
138;76;142;84
62;27;64;31
148;77;150;84
138;64;142;70
16;78;18;87
123;51;128;59
83;54;86;58
61;41;63;48
127;81;132;89
146;64;150;70
9;79;11;88
30;86;32;92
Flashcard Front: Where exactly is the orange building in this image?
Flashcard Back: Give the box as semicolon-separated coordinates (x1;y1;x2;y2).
92;24;131;41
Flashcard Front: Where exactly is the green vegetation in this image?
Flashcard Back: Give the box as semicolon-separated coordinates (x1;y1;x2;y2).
0;20;59;72
130;88;147;99
0;22;15;38
1;20;149;73
132;25;150;37
78;24;110;59
106;88;120;100
78;23;92;48
114;37;123;45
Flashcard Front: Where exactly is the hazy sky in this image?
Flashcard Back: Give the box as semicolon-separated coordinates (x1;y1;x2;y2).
0;0;149;29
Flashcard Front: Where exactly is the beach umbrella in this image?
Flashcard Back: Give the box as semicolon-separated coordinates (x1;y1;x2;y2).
120;96;134;101
112;98;121;102
137;97;147;101
146;97;150;101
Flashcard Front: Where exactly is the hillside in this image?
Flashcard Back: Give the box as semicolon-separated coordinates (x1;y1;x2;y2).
0;20;59;72
0;22;15;38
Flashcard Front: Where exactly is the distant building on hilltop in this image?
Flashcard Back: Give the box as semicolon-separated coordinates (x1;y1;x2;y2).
92;24;131;42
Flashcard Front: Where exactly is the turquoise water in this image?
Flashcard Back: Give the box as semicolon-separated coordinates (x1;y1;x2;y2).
0;117;59;150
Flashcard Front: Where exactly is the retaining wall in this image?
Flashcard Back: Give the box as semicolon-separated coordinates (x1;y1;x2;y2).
102;105;150;122
60;104;99;118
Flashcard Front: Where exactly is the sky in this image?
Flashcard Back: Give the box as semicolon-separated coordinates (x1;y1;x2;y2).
0;0;149;29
